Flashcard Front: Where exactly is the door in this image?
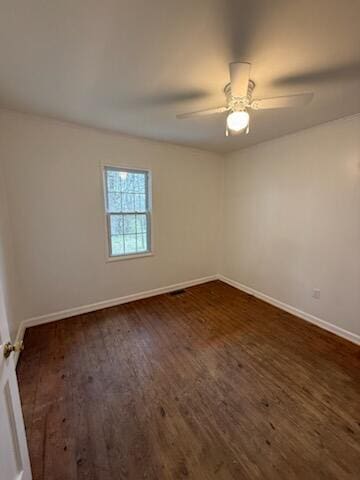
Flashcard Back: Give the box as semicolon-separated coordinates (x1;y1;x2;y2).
0;287;32;479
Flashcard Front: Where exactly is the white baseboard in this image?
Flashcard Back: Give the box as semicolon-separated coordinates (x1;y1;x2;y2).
218;275;360;346
15;274;218;365
15;272;359;368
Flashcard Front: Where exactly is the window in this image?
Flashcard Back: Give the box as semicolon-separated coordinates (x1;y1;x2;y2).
104;167;151;258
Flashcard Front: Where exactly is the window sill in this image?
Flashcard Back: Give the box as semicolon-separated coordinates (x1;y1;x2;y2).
106;252;154;263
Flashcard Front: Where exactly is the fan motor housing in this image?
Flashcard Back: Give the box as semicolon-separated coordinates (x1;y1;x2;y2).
224;80;255;111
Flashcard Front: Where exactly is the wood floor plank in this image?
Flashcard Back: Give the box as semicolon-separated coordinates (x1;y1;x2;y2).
17;281;360;479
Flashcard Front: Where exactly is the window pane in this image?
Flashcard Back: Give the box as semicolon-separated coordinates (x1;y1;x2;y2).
133;173;146;193
123;215;136;234
107;170;122;193
107;192;122;212
136;233;147;252
135;194;146;212
121;193;135;212
111;235;124;256
121;173;134;193
110;215;124;235
124;234;137;254
136;214;147;233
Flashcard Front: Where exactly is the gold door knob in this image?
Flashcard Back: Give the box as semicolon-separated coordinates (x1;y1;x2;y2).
3;341;24;359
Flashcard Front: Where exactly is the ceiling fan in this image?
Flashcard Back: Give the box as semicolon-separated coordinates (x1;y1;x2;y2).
176;62;313;136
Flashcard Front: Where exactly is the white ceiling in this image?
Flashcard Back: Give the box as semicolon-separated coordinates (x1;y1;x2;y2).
1;0;359;153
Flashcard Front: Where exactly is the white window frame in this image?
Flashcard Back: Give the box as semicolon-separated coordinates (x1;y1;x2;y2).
103;165;153;262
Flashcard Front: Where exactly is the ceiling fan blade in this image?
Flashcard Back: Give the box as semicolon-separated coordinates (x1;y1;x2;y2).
273;63;360;87
176;106;229;119
251;93;313;110
229;62;251;97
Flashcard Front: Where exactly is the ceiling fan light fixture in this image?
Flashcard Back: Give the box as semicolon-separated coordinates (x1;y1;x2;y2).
226;110;249;132
176;62;313;137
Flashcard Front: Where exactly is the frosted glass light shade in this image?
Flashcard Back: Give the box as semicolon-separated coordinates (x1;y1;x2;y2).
227;111;249;132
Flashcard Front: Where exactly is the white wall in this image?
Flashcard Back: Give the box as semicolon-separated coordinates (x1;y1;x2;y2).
222;115;360;337
0;111;222;328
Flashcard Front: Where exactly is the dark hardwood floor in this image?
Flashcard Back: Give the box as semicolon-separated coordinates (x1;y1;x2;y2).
17;280;360;479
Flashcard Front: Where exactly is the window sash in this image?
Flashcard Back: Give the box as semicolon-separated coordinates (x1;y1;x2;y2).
104;166;149;213
106;212;151;257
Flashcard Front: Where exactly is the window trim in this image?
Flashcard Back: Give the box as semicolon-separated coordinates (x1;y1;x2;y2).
102;165;153;262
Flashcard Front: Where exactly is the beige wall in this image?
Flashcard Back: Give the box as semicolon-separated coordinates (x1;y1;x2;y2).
222;115;360;337
0;111;222;328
